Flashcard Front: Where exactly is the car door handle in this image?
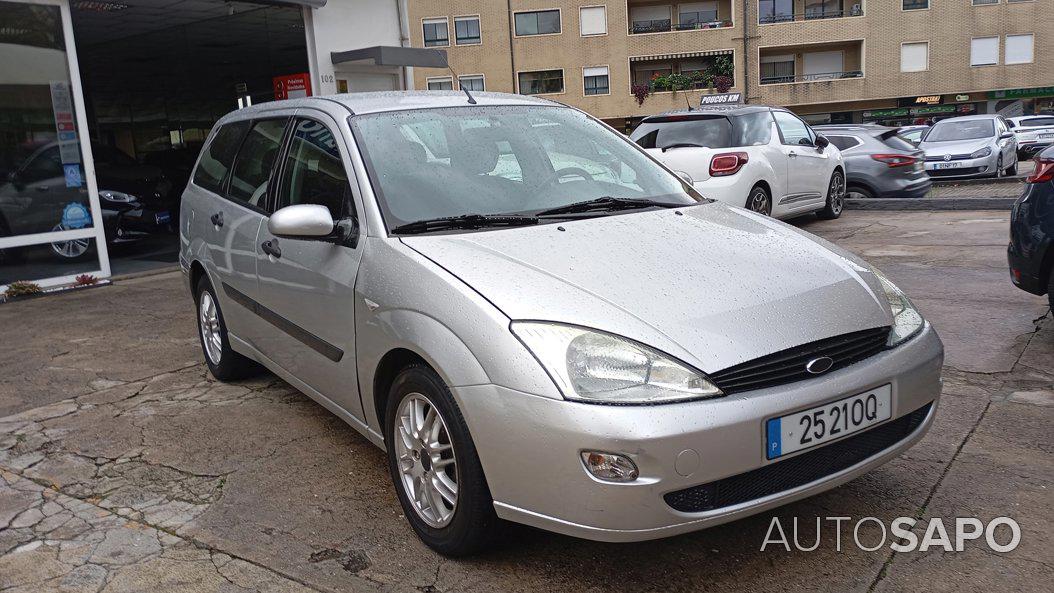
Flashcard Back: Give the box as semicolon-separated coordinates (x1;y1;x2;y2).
210;212;224;227
261;238;282;259
788;151;797;158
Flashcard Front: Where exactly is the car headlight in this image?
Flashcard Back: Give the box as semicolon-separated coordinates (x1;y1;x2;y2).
870;268;924;346
510;322;722;404
970;147;992;159
99;190;137;203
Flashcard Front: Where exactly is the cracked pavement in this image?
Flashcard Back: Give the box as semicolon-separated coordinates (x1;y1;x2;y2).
1;210;1051;592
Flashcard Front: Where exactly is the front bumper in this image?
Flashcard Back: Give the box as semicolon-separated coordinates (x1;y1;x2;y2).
924;155;997;178
456;324;943;542
1019;141;1052;156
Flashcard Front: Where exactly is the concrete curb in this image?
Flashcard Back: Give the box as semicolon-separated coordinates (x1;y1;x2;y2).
847;197;1017;210
931;176;1025;187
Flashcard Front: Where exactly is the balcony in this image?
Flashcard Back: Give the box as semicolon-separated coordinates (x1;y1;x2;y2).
758;41;863;86
630;51;736;94
758;1;863;25
628;1;733;35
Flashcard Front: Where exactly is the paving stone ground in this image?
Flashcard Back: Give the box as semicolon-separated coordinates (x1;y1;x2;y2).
1;210;1051;593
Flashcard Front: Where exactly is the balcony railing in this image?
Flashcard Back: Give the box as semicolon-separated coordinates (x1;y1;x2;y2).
630;18;732;34
759;7;863;24
760;70;863;84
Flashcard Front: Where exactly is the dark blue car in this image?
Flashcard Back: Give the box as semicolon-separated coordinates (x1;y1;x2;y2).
1008;145;1054;310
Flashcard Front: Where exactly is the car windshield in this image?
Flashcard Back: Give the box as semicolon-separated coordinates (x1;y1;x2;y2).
351;105;701;231
924;120;995;142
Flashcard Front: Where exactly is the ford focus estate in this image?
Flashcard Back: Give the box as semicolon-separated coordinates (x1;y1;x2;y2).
180;92;944;556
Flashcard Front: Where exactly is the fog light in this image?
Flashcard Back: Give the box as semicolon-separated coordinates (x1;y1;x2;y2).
581;451;639;482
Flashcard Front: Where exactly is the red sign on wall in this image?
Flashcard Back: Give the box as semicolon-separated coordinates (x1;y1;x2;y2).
273;73;312;100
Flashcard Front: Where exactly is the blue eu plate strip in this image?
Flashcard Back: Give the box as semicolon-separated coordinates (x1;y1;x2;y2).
766;418;782;460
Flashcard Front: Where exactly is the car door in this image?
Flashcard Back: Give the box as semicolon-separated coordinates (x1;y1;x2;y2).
252;113;365;419
188;119;269;338
772;110;830;211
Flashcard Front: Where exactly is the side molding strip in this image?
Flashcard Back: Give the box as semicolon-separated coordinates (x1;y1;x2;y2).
222;282;344;363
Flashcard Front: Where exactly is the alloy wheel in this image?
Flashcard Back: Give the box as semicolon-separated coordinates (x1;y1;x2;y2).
198;291;223;365
829;174;845;215
49;223;90;259
996;155;1004;178
748;188;770;215
394;392;458;528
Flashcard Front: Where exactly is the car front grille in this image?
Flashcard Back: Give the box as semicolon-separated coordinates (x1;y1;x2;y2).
927;167;985;177
924;153;972;162
709;327;891;395
663;402;932;513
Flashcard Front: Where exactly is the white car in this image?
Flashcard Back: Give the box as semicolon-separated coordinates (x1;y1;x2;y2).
1009;115;1054;159
630;105;845;220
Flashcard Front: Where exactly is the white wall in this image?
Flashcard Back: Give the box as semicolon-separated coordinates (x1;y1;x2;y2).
304;0;408;96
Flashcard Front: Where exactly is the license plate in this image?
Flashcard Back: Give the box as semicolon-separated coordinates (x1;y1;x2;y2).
933;162;961;169
156;211;171;225
765;385;892;460
1040;134;1054;140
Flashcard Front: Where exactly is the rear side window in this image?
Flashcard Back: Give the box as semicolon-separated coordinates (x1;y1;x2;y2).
632;116;732;150
276;119;353;219
880;132;916;152
733;112;773;146
228;118;288;210
193;121;249;194
826;135;861;151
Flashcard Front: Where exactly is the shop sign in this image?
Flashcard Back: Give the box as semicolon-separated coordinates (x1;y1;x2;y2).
955;94;970;102
699;92;742;106
273;73;312;100
988;86;1054;100
49;81;80;166
898;95;943;107
863;108;910;119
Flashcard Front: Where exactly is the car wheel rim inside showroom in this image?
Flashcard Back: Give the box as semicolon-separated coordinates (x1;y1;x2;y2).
1;0;311;288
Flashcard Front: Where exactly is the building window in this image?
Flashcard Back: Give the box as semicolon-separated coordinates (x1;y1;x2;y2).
900;42;929;72
678;2;719;27
423;18;449;47
759;0;794;23
970;36;999;66
454;16;481;45
580;6;607;36
902;0;928;9
1005;34;1034;64
518;69;564;94
514;10;561;36
583;66;609;95
804;0;844;19
458;75;485;91
972;0;999;4
760;54;795;84
427;77;453;90
630;5;671;33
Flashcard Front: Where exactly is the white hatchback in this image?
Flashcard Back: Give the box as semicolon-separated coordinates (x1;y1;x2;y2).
631;106;845;220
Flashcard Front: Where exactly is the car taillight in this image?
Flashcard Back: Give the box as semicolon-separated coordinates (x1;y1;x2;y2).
871;154;918;168
1026;158;1054;183
709;152;749;177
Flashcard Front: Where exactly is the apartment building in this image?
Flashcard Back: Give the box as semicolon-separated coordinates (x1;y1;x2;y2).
408;0;1053;128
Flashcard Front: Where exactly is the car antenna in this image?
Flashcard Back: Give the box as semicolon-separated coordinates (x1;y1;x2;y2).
447;65;477;105
684;93;693;112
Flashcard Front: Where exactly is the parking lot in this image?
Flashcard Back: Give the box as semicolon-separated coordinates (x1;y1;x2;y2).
1;209;1051;593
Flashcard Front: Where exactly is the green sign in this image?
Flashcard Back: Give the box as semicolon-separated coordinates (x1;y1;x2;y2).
863;108;909;118
988;87;1054;100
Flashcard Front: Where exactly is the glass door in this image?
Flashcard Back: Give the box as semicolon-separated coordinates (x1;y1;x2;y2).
0;0;108;289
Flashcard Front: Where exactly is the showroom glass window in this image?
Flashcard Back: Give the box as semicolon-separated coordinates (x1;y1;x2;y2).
0;0;106;286
514;10;560;36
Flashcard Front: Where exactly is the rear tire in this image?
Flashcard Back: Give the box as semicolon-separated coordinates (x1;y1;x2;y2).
817;170;845;220
847;185;874;200
1007;158;1018;177
385;364;499;557
195;276;260;381
745;184;772;216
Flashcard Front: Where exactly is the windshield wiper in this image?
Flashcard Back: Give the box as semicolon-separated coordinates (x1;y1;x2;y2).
390;214;539;235
660;142;707;152
535;196;682;217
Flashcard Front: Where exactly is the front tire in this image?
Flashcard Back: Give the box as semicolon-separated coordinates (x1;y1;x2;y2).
995;155;1004;178
817;170;845;220
745;184;772;216
1007;157;1018;177
195;276;260;381
385;364;499;556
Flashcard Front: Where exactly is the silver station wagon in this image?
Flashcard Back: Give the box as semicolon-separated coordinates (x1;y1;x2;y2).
179;92;944;556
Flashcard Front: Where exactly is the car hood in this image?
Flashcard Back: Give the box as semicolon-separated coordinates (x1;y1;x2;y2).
920;138;992;156
401;202;893;374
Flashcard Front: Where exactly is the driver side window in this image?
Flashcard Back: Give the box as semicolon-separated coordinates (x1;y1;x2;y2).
276;119;353;220
773;111;814;146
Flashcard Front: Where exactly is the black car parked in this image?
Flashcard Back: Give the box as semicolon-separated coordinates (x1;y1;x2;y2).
1008;145;1054;310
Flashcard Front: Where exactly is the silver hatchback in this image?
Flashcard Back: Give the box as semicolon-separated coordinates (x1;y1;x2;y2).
920;114;1019;179
180;92;943;556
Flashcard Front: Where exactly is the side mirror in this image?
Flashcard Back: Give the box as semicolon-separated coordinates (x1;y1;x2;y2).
268;204;334;239
999;132;1014;140
673;170;694;185
798;137;815;147
814;134;830;150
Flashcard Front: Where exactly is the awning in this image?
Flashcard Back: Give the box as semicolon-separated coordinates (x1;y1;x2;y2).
331;46;448;69
630;50;731;62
